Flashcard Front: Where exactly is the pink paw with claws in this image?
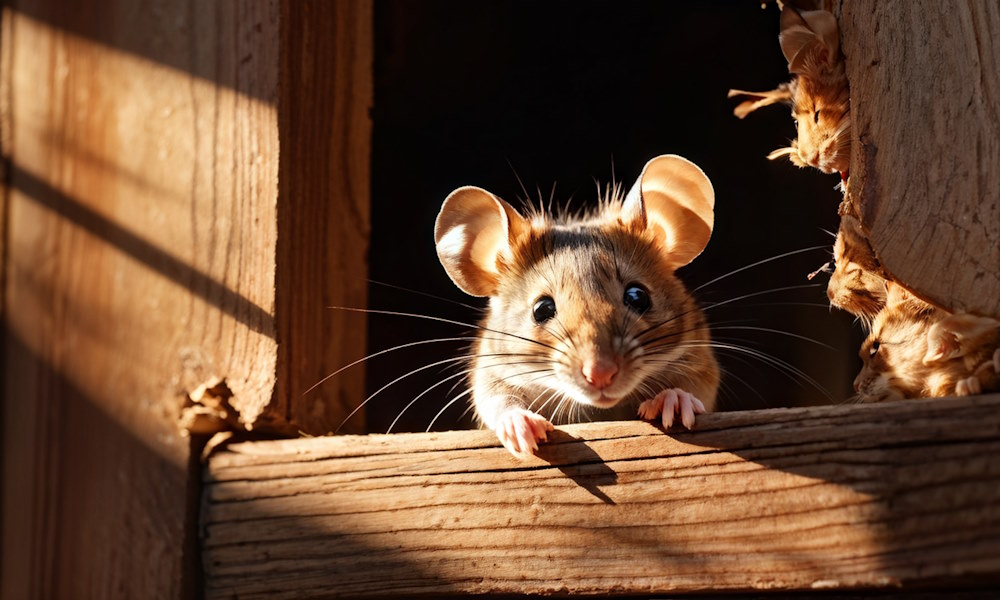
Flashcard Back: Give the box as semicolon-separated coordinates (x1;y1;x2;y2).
496;408;554;458
637;388;707;430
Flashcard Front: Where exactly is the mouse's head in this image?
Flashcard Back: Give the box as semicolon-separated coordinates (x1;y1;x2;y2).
854;283;940;402
729;6;850;176
772;6;851;175
827;215;887;323
435;155;715;411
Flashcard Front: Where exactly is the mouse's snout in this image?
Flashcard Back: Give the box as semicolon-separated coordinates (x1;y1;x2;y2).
582;358;618;390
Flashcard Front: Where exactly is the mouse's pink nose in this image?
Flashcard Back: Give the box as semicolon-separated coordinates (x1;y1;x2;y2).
582;359;618;390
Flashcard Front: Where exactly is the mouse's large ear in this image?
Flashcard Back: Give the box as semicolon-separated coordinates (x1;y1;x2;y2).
779;6;840;76
621;155;715;269
923;313;1000;364
435;186;527;297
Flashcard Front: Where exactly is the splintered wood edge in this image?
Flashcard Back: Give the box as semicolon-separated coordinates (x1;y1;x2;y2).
201;396;1000;598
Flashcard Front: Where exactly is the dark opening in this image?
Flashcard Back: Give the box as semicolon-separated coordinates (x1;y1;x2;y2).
368;1;860;434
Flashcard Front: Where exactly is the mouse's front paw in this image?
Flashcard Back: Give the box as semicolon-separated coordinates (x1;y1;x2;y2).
495;408;554;459
638;388;706;430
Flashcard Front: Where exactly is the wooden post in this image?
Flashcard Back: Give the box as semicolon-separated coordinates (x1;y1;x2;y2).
275;0;372;435
1;1;371;597
201;396;1000;598
837;0;1000;318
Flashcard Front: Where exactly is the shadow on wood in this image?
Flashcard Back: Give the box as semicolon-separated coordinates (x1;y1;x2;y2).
2;326;202;599
9;164;275;336
536;431;618;505
201;395;1000;598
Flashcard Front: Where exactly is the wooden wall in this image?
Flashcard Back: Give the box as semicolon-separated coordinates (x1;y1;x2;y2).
0;1;371;597
837;0;1000;318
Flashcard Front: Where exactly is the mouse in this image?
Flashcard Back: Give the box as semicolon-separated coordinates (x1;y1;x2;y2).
854;281;1000;402
434;154;720;458
729;5;851;177
826;214;888;326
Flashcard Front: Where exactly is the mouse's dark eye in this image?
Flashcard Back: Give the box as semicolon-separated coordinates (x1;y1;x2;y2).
869;340;881;357
623;283;651;314
532;296;557;324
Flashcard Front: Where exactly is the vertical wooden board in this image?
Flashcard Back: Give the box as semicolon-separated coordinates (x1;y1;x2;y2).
2;1;279;598
276;0;372;435
839;0;1000;317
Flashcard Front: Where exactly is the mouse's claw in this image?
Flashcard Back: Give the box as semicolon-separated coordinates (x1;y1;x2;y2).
638;387;706;430
495;408;554;459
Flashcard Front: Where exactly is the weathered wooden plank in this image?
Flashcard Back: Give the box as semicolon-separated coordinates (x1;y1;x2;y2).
202;395;1000;598
1;2;280;598
275;0;372;435
838;0;1000;317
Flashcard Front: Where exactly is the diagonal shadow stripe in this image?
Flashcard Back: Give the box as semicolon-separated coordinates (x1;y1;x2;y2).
9;2;278;103
10;164;275;338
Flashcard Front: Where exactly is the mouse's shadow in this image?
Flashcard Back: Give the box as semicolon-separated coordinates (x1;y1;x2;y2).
535;431;618;504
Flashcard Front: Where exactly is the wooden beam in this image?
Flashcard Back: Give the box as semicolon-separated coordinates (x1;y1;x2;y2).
202;395;1000;598
2;1;371;595
837;0;1000;318
275;0;372;435
1;2;281;596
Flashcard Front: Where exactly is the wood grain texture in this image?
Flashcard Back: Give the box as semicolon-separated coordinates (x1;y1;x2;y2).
838;0;1000;318
1;2;279;598
203;395;1000;598
275;0;372;435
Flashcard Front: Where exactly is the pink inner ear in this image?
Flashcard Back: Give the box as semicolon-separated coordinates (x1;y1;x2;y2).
925;328;960;364
818;47;829;67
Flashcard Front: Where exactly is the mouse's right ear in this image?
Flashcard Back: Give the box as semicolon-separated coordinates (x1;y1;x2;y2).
779;6;840;76
435;186;527;297
923;313;1000;364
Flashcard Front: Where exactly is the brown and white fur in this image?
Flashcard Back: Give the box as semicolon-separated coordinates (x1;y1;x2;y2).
826;215;888;325
729;5;851;177
435;155;720;458
854;282;1000;402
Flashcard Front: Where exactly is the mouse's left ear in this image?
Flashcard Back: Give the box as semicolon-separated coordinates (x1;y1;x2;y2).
779;6;840;76
621;154;715;269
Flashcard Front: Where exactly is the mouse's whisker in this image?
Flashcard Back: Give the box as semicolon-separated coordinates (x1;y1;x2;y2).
700;283;825;314
549;315;579;353
426;388;474;432
304;336;482;397
710;325;837;351
530;389;561;416
388;368;473;434
630;312;688;341
665;340;833;403
367;279;483;312
425;366;557;433
692;245;830;294
329;306;570;357
337;351;547;433
630;324;713;356
738;301;836;310
716;364;769;407
387;357;553;433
